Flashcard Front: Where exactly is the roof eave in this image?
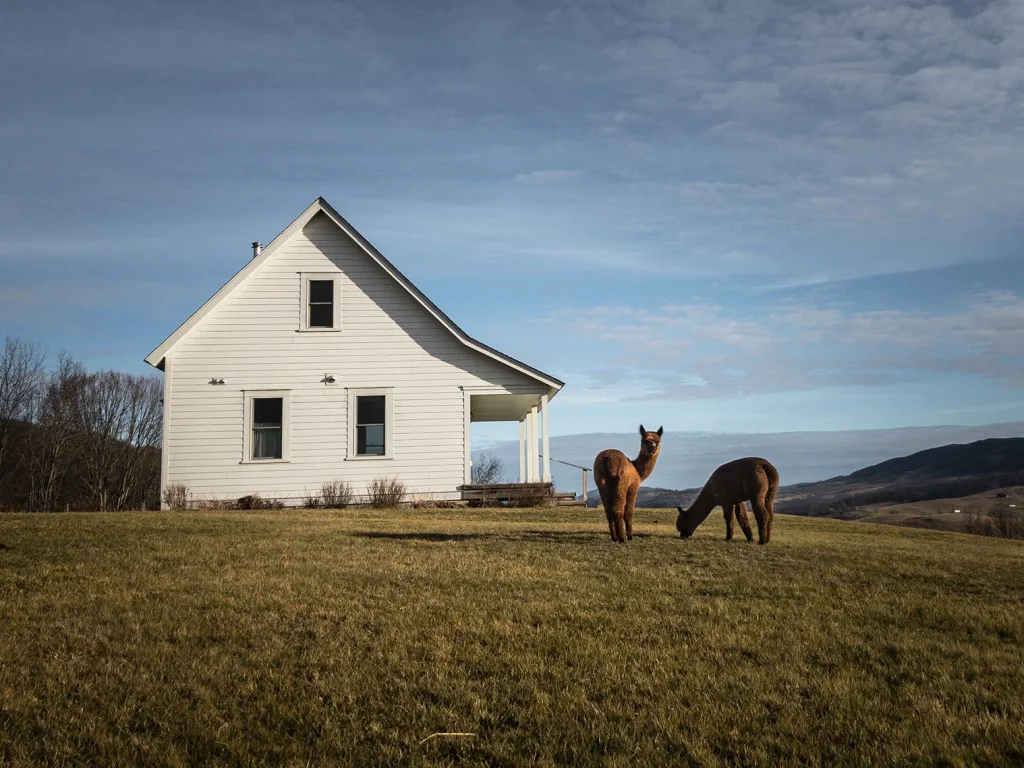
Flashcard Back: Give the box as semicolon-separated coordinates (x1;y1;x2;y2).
142;199;325;369
314;198;565;393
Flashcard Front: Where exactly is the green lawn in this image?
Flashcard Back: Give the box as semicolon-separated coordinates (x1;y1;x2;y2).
1;508;1023;766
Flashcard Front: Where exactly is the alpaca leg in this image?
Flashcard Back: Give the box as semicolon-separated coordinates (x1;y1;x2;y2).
604;508;618;542
612;507;627;543
612;512;626;543
603;500;619;543
750;496;769;545
596;479;610;517
611;486;628;543
764;487;776;544
723;503;735;540
603;489;625;542
598;478;618;542
735;502;754;542
624;485;638;541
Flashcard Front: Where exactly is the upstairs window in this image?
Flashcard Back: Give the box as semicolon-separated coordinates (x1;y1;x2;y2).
308;280;334;328
299;274;341;331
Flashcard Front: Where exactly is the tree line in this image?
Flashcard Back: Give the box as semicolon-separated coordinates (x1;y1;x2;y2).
0;336;162;512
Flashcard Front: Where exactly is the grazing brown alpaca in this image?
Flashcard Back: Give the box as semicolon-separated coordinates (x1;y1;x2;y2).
676;457;779;544
594;425;663;543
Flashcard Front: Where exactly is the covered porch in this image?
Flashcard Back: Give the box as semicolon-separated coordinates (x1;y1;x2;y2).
459;386;556;502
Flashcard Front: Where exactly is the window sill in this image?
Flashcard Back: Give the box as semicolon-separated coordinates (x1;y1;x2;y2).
345;455;394;461
296;328;342;333
240;458;292;464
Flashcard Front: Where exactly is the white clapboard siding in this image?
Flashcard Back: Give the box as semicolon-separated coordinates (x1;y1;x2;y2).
164;212;541;504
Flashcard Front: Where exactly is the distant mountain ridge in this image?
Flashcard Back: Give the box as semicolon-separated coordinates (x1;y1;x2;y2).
843;437;1024;483
601;437;1024;514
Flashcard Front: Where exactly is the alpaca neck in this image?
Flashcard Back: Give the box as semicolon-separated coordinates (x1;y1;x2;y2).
632;451;659;481
676;484;718;535
684;485;717;517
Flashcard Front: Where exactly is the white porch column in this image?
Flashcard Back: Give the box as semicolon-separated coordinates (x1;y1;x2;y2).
525;411;533;482
541;394;551;483
518;418;526;482
464;389;472;485
528;406;539;482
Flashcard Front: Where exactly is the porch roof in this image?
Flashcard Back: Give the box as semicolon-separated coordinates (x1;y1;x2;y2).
469;392;543;422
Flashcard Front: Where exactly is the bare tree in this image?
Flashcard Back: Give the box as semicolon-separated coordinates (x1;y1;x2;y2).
964;507;991;536
471;452;505;484
0;341;163;512
76;371;162;511
27;354;86;511
989;504;1024;540
112;374;162;510
0;336;46;492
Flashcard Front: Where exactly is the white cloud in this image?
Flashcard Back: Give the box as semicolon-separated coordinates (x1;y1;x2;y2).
513;169;579;183
3;0;1024;321
546;289;1024;400
839;174;896;190
539;0;1024;272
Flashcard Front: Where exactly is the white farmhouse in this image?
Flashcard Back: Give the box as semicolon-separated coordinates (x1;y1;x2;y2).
145;198;563;507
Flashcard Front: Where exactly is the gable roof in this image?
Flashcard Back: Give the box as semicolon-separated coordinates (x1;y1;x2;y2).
144;197;564;392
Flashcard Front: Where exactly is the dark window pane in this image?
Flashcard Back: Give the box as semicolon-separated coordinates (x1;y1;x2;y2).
356;395;386;456
358;424;385;455
357;395;385;425
253;397;282;426
309;280;333;303
309;303;333;328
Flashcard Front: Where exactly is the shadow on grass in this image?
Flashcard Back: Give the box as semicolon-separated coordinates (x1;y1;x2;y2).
351;532;485;542
518;529;654;544
349;530;654;544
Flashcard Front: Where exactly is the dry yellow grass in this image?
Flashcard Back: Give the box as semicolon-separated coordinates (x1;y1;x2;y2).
1;508;1023;766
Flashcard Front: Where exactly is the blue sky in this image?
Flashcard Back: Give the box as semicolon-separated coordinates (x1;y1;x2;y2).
2;0;1023;445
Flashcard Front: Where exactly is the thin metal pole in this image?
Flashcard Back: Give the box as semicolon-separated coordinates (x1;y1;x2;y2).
538;454;592;506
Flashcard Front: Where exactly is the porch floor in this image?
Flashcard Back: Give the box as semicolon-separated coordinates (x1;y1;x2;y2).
459;482;554;504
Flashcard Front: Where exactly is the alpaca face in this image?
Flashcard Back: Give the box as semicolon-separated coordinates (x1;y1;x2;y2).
675;506;692;537
638;424;664;456
671;507;688;536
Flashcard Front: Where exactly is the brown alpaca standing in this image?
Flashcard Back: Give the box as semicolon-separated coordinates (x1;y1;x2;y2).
594;425;663;543
676;457;779;544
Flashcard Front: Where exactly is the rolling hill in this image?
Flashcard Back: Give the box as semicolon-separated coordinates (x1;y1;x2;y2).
604;437;1024;515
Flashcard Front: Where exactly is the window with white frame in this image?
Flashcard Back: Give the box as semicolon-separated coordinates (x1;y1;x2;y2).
299;274;341;331
348;388;393;459
243;390;291;461
252;397;283;458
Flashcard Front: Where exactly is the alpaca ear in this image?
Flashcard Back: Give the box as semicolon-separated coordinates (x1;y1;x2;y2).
639;424;645;435
657;426;664;436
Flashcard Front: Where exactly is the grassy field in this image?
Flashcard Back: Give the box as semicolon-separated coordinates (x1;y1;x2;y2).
1;508;1023;766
